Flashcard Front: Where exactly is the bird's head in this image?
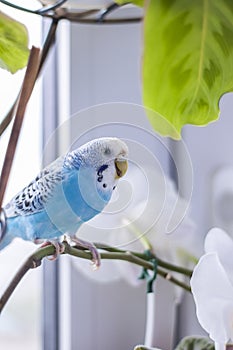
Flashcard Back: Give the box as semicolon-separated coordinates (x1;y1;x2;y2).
92;138;128;202
87;137;128;178
68;137;128;205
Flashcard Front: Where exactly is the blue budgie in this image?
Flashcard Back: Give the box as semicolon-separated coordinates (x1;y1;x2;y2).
1;137;128;267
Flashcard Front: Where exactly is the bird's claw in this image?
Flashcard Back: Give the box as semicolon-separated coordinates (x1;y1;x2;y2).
41;240;65;261
72;237;101;269
90;248;101;270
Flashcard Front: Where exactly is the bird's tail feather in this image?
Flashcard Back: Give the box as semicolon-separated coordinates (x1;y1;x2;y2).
0;231;15;250
0;219;18;251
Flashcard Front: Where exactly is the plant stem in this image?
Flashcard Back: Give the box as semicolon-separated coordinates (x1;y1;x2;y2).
0;253;41;313
0;241;192;314
0;47;41;209
94;243;193;277
0;17;59;137
39;17;58;72
0;102;17;136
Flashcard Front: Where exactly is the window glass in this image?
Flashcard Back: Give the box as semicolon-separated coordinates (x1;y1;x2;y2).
0;2;42;349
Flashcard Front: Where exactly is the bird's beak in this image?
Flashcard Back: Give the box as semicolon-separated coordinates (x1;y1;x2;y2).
114;158;128;179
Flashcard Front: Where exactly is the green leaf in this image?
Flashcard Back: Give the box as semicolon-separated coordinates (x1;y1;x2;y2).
134;346;162;350
0;12;29;73
143;0;233;139
116;0;144;6
175;336;214;350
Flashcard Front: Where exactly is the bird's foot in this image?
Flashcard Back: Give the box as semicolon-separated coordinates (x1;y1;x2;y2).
71;237;101;269
40;240;65;261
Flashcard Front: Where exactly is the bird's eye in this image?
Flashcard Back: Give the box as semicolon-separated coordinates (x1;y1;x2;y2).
104;147;111;155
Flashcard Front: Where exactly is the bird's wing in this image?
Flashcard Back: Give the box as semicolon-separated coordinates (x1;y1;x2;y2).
4;157;66;218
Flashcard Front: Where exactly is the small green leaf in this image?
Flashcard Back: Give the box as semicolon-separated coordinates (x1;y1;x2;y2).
115;0;144;6
0;12;29;73
134;346;162;350
175;336;214;350
142;0;233;138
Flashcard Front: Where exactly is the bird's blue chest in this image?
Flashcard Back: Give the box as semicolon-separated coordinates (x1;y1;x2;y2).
46;168;109;225
6;167;113;242
64;169;111;216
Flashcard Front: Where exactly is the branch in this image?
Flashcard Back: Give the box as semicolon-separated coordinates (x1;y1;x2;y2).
0;47;41;209
94;243;193;277
0;102;17;136
0;0;68;15
39;17;58;72
0;18;58;137
0;241;192;314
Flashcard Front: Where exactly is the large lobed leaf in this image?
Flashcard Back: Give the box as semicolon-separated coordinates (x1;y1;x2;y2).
117;0;233;139
0;12;29;73
143;0;233;138
134;346;162;350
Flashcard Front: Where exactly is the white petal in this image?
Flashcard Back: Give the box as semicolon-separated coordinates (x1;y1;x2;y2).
72;256;122;283
205;228;233;284
204;228;233;254
191;253;233;344
114;260;142;287
107;224;145;286
71;224;122;283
